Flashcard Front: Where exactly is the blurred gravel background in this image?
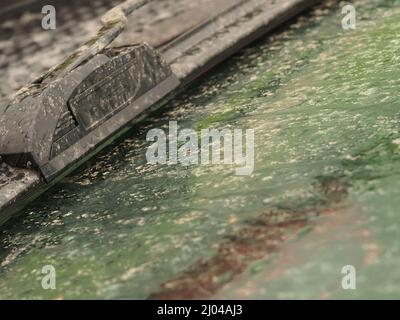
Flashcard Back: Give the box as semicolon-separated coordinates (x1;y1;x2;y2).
0;0;123;107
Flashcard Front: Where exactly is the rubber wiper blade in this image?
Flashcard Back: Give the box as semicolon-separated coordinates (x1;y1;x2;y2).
0;0;320;226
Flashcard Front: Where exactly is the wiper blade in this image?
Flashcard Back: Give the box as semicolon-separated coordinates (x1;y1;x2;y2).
0;0;320;226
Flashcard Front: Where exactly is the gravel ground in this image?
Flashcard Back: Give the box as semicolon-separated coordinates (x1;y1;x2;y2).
0;0;122;107
0;0;225;106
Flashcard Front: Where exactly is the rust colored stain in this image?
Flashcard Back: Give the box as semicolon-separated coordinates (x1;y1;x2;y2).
149;177;353;300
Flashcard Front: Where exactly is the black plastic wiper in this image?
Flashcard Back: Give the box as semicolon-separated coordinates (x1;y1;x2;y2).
0;0;321;225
